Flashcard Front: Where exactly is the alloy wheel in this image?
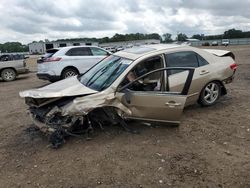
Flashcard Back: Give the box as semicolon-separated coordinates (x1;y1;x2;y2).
64;71;77;78
2;69;16;81
203;82;219;104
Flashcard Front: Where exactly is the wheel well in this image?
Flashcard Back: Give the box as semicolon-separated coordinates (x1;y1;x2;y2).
61;66;79;76
0;67;17;75
213;80;227;96
198;80;227;104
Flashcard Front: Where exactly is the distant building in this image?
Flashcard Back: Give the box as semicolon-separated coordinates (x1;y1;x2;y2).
188;37;250;46
28;41;99;54
28;42;46;54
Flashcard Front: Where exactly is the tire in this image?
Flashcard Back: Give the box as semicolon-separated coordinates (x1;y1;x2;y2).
1;68;17;81
199;81;221;106
61;68;79;79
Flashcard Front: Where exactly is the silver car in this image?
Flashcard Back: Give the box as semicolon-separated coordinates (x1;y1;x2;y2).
0;54;29;81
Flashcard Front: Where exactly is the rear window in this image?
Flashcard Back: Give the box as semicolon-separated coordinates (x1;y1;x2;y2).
65;47;92;56
166;51;199;75
166;51;209;75
90;47;108;56
46;49;59;54
0;54;24;61
166;51;199;67
197;54;209;66
43;53;54;59
43;49;59;59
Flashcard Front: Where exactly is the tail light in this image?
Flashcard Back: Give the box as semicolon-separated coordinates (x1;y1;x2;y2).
230;63;237;71
44;57;62;63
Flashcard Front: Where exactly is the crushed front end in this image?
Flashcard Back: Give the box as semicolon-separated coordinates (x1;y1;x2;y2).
24;94;132;148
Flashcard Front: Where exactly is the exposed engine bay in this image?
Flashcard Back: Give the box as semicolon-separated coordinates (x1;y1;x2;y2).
25;96;135;148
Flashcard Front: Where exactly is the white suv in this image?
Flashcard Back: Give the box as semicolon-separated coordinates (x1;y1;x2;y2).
37;46;111;82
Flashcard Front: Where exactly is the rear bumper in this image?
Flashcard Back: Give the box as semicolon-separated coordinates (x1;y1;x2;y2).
223;71;236;84
17;68;29;74
37;73;60;82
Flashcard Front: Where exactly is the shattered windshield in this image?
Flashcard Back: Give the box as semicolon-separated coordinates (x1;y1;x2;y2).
79;55;132;91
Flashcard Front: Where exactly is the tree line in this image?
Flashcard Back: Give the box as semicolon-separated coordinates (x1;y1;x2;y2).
0;42;28;53
56;33;162;43
55;29;250;43
1;28;250;53
191;29;250;40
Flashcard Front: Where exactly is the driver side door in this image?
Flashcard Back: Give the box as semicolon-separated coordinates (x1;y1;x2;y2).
116;68;194;124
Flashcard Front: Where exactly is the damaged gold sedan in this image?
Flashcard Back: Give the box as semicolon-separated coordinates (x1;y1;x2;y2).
19;44;236;147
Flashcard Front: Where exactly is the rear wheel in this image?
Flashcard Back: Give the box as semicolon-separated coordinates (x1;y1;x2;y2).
1;68;16;81
61;68;79;79
199;81;221;106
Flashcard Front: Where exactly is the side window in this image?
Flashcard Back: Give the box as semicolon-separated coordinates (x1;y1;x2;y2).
90;47;108;56
66;47;92;56
166;51;198;74
119;56;164;91
0;55;10;61
125;71;164;92
197;54;209;66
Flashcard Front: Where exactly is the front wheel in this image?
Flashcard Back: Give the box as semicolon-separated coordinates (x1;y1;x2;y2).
1;68;17;81
199;81;221;106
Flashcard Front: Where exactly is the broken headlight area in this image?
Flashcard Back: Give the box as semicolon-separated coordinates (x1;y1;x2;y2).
25;96;75;108
28;104;136;148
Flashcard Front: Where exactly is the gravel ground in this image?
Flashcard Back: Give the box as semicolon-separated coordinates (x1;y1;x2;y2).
0;45;249;188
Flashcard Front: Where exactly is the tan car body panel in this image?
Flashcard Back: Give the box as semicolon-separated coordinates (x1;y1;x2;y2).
113;46;234;106
115;91;186;123
60;87;132;117
116;46;235;106
60;87;187;124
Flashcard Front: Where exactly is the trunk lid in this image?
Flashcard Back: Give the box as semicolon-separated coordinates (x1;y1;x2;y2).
204;49;235;60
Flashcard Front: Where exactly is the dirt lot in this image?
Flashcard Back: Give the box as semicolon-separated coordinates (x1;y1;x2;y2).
0;45;249;188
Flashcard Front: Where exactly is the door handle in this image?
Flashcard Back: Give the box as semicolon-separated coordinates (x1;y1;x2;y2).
165;101;181;107
200;70;209;75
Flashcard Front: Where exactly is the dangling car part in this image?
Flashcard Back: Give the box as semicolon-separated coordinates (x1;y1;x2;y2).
28;102;131;148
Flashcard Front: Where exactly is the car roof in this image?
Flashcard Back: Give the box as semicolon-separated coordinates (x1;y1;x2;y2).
54;45;101;54
53;45;109;56
114;44;193;60
58;45;99;50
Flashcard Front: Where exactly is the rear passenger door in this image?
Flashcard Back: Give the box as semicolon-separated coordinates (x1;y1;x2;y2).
165;51;210;104
65;47;96;73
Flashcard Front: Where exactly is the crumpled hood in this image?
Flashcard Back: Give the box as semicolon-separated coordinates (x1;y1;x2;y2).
19;76;98;98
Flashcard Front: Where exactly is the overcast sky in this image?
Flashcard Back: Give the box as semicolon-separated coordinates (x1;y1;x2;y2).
0;0;249;44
